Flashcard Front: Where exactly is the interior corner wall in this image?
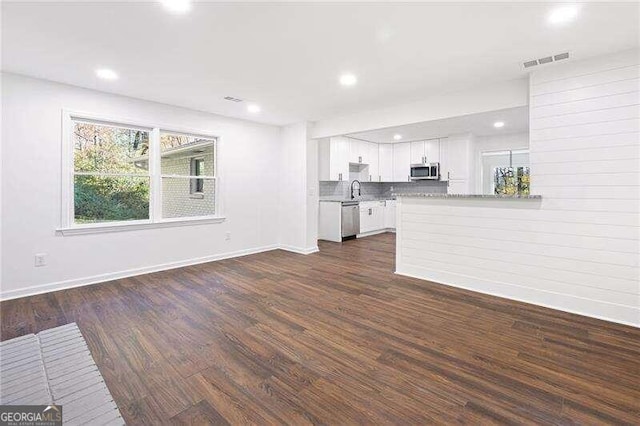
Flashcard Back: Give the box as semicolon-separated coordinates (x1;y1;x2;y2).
0;72;283;300
278;122;318;254
306;137;319;250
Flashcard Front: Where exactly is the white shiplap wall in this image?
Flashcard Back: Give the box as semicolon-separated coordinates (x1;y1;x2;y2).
396;49;640;326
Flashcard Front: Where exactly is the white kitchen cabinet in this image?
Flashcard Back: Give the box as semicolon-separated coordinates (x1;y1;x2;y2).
319;136;349;181
393;142;411;182
440;134;474;193
366;142;379;182
410;139;440;164
359;201;385;234
441;134;472;181
410;141;425;164
424;139;440;163
349;138;363;164
378;144;393;182
384;200;396;229
349;138;371;165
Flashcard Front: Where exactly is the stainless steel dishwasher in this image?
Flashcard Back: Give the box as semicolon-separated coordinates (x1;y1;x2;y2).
341;201;360;240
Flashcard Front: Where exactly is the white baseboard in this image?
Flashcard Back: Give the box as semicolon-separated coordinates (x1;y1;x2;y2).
357;229;390;238
0;243;324;301
0;244;282;301
396;265;640;329
279;245;320;255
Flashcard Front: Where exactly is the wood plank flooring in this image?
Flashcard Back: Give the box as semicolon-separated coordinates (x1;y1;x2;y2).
1;233;639;424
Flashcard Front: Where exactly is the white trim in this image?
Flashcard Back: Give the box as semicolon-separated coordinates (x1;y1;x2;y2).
0;243;277;301
279;245;319;255
57;216;226;235
0;242;321;301
161;174;215;179
356;229;393;238
150;127;161;222
395;265;640;329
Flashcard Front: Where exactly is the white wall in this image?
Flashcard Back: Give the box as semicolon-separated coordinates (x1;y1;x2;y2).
277;122;319;254
473;132;529;193
306;137;319;249
311;78;528;139
396;49;640;327
1;73;285;299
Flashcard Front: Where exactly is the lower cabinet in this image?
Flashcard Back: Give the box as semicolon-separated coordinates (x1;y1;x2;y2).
359;200;396;234
359;201;384;234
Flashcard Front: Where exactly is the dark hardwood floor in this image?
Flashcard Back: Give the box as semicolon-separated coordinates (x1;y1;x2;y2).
2;233;639;424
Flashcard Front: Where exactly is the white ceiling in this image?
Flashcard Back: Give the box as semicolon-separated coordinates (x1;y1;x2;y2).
348;106;529;143
2;2;638;126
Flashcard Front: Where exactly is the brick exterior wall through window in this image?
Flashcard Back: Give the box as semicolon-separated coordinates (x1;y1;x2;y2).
161;148;215;218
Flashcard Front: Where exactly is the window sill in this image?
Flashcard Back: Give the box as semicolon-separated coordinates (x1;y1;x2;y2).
56;216;226;236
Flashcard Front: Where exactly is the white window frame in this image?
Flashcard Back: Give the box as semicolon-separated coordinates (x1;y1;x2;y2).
59;110;225;235
189;157;205;195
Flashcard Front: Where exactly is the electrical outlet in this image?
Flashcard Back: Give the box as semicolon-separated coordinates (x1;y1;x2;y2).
34;253;47;267
225;232;231;241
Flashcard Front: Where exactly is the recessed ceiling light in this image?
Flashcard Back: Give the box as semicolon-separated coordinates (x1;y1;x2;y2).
160;0;191;14
339;73;358;87
393;134;402;140
548;5;579;25
247;104;261;113
494;121;505;128
95;68;118;81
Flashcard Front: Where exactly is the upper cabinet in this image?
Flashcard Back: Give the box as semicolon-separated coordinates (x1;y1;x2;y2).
393;142;411;182
440;134;474;193
349;138;363;164
410;139;441;164
319;137;349;181
410;141;425;164
348;138;376;165
378;144;393;182
441;135;471;181
319;134;473;188
425;139;441;163
366;142;379;182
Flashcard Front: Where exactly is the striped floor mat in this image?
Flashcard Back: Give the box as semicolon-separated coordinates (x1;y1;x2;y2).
0;323;124;425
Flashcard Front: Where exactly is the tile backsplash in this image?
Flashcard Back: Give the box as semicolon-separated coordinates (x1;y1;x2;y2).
319;180;447;199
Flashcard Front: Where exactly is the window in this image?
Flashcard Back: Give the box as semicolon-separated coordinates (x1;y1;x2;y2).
63;113;220;231
160;132;215;218
190;158;205;195
72;120;150;223
481;150;530;196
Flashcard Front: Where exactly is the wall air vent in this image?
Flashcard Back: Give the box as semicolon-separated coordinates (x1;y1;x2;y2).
523;52;570;69
223;96;243;102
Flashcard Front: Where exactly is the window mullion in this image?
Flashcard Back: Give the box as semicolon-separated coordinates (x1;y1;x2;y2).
150;128;162;223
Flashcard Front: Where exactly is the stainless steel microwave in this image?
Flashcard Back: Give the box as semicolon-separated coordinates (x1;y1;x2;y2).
410;162;440;180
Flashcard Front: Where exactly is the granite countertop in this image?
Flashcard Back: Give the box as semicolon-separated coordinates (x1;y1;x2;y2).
393;193;542;199
319;196;396;202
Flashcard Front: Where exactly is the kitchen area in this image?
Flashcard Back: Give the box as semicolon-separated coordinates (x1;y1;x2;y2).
317;107;530;242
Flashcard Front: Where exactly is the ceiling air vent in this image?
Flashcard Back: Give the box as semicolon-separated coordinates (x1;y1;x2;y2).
223;96;243;102
523;52;570;69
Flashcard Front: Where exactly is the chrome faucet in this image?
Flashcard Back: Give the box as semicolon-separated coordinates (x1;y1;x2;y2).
350;180;361;199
